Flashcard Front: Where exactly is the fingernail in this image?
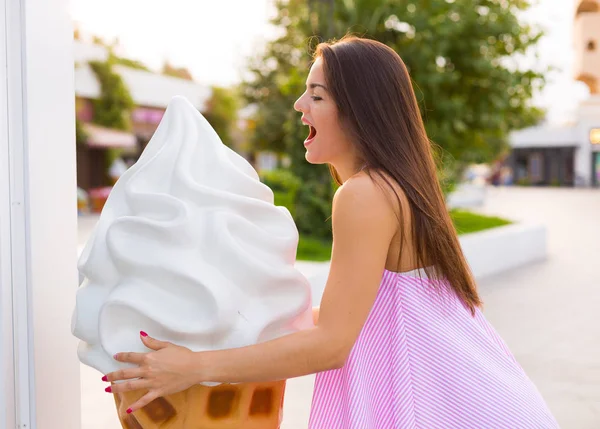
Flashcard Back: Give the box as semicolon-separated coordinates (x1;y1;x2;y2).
140;331;148;337
113;354;118;360
105;386;112;393
126;408;133;414
102;375;108;382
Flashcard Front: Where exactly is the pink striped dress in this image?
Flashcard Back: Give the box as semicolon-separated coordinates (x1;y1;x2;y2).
309;269;559;428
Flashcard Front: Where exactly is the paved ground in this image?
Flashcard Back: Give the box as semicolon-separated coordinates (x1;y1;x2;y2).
77;187;600;428
466;186;600;429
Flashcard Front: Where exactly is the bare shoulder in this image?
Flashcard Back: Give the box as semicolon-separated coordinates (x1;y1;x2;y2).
333;171;387;212
316;172;409;362
332;171;400;237
333;170;409;222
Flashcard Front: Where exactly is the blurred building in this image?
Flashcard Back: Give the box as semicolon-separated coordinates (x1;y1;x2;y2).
73;40;211;191
508;0;600;187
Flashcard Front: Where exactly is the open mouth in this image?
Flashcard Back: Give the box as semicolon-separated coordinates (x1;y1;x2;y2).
305;125;317;145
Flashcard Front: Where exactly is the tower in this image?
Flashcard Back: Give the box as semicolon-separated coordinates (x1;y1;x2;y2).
574;0;600;93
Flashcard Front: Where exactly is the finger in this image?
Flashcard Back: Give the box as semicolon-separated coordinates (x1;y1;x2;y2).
103;367;145;383
113;352;146;364
140;331;170;351
107;379;151;395
124;391;160;416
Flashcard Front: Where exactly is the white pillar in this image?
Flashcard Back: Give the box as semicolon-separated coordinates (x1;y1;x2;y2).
0;0;81;428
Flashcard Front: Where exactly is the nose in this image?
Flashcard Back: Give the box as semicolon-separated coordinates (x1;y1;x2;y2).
294;92;307;113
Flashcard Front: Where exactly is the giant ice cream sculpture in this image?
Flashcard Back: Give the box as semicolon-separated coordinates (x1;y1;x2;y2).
72;96;313;428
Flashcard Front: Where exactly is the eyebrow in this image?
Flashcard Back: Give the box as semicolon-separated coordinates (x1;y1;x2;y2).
309;83;328;91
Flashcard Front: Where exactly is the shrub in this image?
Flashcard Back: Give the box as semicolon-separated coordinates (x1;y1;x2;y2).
260;169;301;217
295;179;334;240
297;236;332;261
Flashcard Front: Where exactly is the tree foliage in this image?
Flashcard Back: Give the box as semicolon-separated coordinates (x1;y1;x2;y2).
203;86;241;148
112;56;151;72
242;1;337;239
242;0;546;238
75;119;89;145
89;59;135;131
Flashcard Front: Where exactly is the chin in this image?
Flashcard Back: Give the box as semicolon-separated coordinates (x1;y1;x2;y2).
305;150;328;165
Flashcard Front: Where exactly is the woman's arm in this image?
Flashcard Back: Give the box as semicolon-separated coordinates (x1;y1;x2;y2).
196;323;339;383
191;175;398;384
107;175;398;410
312;306;320;325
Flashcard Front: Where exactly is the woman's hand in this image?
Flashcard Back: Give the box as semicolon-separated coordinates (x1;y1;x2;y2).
102;332;201;414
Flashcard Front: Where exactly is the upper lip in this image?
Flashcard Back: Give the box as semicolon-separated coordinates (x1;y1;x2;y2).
301;117;314;127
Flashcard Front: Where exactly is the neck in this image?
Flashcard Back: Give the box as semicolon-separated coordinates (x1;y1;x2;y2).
332;158;366;183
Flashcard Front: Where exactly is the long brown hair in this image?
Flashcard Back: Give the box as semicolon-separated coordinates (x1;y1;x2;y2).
315;36;482;313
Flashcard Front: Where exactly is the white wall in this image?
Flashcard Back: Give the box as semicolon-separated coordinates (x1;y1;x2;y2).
509;126;578;149
0;2;16;425
0;0;81;428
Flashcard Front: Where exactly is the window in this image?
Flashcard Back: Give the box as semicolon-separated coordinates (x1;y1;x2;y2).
529;153;544;182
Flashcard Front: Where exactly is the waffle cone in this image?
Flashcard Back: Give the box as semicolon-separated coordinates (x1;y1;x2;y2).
113;380;286;429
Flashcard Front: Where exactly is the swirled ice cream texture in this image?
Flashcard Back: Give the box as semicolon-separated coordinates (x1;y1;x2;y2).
72;96;313;378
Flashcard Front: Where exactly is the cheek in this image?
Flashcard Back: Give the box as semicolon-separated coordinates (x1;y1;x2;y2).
320;117;349;149
315;107;337;138
307;124;349;163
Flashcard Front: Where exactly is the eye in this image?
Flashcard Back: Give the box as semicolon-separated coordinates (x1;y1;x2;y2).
311;96;323;101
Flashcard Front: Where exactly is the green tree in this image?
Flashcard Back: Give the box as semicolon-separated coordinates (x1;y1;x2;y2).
75;119;88;145
315;0;546;165
203;86;241;148
89;58;135;131
243;0;545;239
367;0;546;165
112;56;151;72
243;0;337;240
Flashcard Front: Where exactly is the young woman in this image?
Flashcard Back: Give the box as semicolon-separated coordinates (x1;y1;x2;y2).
104;36;559;428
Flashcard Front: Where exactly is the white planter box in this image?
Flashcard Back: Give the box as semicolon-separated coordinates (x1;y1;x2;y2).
459;223;547;280
447;183;487;209
302;222;547;305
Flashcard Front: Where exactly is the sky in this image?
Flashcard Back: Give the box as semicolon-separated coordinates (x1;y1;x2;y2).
70;0;590;125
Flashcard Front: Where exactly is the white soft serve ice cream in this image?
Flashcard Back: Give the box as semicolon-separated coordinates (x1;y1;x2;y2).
72;96;313;378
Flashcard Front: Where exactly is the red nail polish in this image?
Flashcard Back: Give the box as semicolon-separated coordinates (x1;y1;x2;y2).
105;386;112;393
126;408;133;414
102;375;108;382
140;331;148;337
